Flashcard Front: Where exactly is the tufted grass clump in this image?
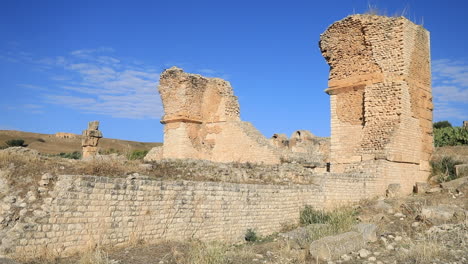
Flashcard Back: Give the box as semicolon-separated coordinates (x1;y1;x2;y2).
300;205;357;242
430;156;463;182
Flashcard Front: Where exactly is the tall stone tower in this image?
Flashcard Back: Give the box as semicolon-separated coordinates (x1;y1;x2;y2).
320;15;433;193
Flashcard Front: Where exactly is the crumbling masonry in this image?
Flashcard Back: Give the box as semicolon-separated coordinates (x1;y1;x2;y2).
81;121;103;159
320;14;433;193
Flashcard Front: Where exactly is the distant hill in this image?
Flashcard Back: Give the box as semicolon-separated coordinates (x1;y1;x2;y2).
0;130;162;155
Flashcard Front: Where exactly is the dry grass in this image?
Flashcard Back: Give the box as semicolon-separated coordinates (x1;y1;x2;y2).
78;249;112;264
397;240;448;264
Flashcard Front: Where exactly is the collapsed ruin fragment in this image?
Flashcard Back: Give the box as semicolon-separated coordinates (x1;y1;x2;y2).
145;67;329;166
81;121;103;158
320;14;433;192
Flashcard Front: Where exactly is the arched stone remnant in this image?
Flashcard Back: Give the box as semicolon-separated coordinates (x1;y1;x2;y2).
148;67;282;164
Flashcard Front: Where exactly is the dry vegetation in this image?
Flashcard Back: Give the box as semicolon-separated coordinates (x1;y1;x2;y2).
0;130;161;155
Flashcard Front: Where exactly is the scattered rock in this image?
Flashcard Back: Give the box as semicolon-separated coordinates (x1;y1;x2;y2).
309;231;365;261
358;248;371;258
414;182;430;193
353;223;377;242
440;176;468;192
420;204;464;222
386;184;401;198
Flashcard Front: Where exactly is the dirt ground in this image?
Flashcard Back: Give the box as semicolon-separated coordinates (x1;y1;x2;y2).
0;130;161;154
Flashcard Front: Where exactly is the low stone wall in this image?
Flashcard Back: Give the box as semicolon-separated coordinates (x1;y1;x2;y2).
2;175;330;257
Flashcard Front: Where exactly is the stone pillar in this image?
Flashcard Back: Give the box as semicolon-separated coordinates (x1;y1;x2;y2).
319;15;433;192
81;121;103;159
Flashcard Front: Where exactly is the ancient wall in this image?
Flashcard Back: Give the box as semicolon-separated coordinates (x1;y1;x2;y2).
320;14;433;193
0;174;327;256
1;171;386;257
55;133;78;139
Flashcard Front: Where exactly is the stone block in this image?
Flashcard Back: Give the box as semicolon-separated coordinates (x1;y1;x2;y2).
81;137;99;147
82;130;103;138
413;182;429;194
309;231;365;261
88;121;99;130
353;223;377;242
386;184;401;198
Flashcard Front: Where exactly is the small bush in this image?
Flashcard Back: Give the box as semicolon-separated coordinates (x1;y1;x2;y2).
99;148;120;155
5;139;25;147
433;120;452;129
434;126;468;147
36;138;46;143
188;242;227;264
300;205;330;225
430;156;463;182
244;229;258;242
59;151;82;160
299;206;357;242
128;150;149;160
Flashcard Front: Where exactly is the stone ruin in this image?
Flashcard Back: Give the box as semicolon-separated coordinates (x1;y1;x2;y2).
0;14;437;258
55;132;78;139
320;14;433;192
147;14;433;195
145;67;328;167
81;121;103;158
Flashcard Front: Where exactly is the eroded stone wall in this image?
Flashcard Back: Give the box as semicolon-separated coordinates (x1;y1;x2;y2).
148;67;284;164
1;170;387;257
320;14;433;193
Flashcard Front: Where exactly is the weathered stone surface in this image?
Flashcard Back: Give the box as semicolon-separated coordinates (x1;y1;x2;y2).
81;121;102;159
54;132;78;139
144;146;163;162
309;231;366;261
320;14;433;194
353;223;377;242
386;184;401;198
150;67;282;164
420;205;465;221
414;182;430;193
82;129;103;138
440;176;468;192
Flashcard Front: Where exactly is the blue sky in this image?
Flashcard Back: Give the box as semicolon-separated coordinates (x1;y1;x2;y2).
0;0;467;142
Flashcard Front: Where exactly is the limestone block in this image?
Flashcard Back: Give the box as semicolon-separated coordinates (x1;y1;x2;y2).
353;223;377;242
386;184;401;198
82;130;103;138
88;121;99;130
309;231;365;261
143;146;163;162
81;137;99;147
413;182;429;194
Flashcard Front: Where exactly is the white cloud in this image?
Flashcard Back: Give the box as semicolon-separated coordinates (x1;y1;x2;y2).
432;59;468;121
19;47;163;119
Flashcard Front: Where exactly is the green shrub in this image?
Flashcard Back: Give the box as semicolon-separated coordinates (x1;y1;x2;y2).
298;206;357;243
430;156;462;182
59;151;82;160
244;229;258;242
99;148;120;155
5;139;25;147
433;120;452;129
300;205;331;225
36;138;46;143
128;150;149;160
434;126;468;147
